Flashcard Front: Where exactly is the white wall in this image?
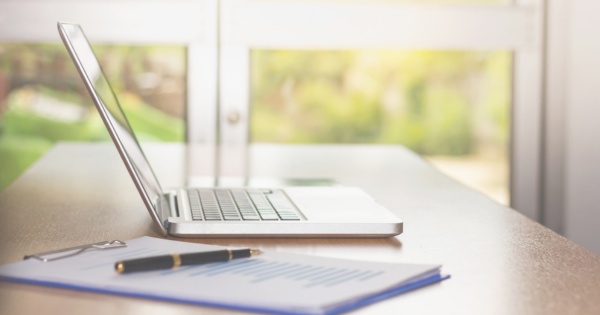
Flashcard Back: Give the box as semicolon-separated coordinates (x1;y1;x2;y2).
563;1;600;254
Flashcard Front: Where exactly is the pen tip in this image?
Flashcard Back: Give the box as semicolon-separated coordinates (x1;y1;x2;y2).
250;249;262;256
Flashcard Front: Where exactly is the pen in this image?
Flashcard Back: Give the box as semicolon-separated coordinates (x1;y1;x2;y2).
115;248;260;274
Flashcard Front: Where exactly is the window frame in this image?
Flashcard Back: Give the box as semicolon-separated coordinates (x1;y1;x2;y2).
218;0;545;220
0;0;220;177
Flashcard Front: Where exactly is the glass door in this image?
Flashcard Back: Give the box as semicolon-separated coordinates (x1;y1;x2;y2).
216;0;544;219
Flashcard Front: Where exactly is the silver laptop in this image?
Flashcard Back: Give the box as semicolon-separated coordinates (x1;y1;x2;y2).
58;22;402;238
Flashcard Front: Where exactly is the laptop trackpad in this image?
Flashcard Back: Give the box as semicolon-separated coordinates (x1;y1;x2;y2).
283;187;396;222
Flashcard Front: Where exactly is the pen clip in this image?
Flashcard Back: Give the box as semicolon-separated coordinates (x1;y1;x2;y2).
24;240;127;262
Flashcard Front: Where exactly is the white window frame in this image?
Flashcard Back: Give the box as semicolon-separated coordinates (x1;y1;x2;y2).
217;0;545;221
0;0;220;178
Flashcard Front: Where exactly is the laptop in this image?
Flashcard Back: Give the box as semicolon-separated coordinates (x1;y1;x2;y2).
57;22;402;238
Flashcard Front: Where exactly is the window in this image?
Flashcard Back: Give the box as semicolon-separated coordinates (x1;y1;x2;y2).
0;0;209;191
250;50;510;204
219;0;542;215
0;0;544;220
0;43;186;190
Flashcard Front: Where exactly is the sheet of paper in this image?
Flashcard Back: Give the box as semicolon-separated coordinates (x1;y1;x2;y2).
0;237;444;315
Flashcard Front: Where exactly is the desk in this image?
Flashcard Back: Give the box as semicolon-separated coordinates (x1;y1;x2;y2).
1;142;600;314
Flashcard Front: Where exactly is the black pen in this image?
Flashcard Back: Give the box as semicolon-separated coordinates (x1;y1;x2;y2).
115;248;260;274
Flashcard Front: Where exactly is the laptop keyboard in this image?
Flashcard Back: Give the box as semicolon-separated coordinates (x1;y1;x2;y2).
186;189;302;221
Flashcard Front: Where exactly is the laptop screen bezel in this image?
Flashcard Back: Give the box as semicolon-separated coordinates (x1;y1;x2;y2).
57;22;169;236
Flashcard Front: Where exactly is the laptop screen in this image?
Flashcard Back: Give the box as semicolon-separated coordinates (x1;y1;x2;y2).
58;23;169;233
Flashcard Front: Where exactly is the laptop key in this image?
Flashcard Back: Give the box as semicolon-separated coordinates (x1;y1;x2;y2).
280;217;300;221
240;215;260;220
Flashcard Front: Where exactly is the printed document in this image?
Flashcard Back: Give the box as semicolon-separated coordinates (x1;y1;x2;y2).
0;237;448;315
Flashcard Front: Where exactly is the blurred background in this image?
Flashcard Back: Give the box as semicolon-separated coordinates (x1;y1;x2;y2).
1;0;598;254
0;44;186;189
0;46;510;202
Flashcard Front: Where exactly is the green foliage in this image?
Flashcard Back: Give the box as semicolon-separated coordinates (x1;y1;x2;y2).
251;50;510;156
0;88;184;191
119;93;184;142
0;43;510;192
3;91;108;142
0;43;186;192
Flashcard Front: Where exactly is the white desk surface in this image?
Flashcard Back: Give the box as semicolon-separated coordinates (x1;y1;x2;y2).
1;142;599;315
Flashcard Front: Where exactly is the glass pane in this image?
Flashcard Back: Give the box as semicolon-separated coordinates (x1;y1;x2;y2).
0;43;186;191
250;50;510;205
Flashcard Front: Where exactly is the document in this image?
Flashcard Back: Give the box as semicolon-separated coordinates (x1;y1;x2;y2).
0;237;448;315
